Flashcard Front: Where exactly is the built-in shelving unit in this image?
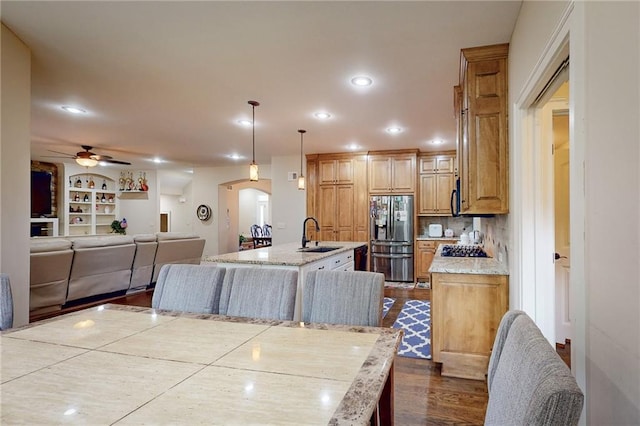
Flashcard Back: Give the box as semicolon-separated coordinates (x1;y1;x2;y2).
65;174;118;236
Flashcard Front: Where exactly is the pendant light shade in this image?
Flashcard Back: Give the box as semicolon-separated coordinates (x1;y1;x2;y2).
248;100;260;181
297;129;306;190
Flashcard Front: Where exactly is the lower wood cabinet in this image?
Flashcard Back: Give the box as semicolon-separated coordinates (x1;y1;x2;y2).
416;240;457;282
431;272;508;380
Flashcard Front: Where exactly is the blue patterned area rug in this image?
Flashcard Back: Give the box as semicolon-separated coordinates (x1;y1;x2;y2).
391;299;431;360
382;297;395;318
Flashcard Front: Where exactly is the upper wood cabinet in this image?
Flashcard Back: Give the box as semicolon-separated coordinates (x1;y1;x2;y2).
319;157;353;185
457;43;509;214
368;151;417;194
418;153;456;215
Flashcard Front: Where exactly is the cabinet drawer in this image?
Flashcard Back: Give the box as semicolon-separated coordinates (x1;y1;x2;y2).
417;241;436;250
330;250;354;270
333;261;355;272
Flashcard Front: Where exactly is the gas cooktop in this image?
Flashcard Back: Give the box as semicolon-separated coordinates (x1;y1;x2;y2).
441;244;489;258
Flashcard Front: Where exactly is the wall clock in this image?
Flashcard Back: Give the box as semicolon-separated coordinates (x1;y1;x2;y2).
196;204;211;221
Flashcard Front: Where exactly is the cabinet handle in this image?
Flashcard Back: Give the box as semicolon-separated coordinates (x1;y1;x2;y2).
318;266;325;270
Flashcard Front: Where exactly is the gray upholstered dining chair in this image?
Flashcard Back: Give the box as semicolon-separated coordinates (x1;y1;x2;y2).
151;264;226;314
486;309;526;392
219;268;298;321
303;270;385;327
1;273;14;330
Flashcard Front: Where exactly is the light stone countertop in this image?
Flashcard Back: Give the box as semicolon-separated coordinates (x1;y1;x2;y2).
429;244;509;275
203;241;368;266
415;236;460;241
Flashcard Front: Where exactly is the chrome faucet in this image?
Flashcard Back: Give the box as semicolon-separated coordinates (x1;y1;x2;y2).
301;217;320;248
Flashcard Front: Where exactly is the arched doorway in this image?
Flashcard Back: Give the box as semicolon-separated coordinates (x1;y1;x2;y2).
217;179;271;254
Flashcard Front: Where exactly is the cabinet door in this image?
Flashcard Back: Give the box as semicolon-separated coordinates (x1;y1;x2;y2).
336;185;354;241
418;174;437;215
352;156;369;242
368;156;391;192
416;242;435;279
419;157;437;174
435;173;455;213
391;156;415;192
463;47;508;214
318;160;337;185
436;156;455;173
336;159;354;184
318;185;337;241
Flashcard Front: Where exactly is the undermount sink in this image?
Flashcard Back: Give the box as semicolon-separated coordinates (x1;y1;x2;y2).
298;246;342;253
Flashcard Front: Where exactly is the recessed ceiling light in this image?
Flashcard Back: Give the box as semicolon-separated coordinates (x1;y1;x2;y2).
237;119;252;126
228;154;242;160
386;127;402;134
351;76;373;87
314;112;331;120
61;105;86;114
152;158;163;163
431;139;444;145
347;143;360;151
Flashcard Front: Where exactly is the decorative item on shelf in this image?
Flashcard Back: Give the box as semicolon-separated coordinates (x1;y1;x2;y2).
88;177;95;189
83;194;89;202
111;218;127;235
248;100;260;182
75;178;82;188
69;178;72;187
69;205;73;212
108;195;114;203
126;172;135;191
75;206;83;213
74;192;80;202
297;129;306;190
101;179;107;190
101;194;106;203
119;172;126;191
138;172;149;191
105;206;111;214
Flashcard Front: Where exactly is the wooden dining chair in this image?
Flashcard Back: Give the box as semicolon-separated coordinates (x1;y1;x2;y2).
250;224;264;248
303;270;384;327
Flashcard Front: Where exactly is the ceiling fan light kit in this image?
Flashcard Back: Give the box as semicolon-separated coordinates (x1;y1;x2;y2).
47;145;131;167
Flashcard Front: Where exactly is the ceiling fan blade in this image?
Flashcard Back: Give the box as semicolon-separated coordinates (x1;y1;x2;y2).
103;159;131;165
46;149;74;158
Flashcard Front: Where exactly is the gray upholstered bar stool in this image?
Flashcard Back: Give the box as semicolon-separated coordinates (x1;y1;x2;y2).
0;273;14;330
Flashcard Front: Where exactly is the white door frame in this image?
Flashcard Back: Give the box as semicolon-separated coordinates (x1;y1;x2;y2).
510;3;586;402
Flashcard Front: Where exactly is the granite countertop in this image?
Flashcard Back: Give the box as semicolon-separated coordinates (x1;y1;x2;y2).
429;244;509;275
202;241;367;267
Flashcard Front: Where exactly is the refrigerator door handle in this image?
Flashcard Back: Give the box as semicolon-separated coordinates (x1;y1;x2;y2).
372;253;413;259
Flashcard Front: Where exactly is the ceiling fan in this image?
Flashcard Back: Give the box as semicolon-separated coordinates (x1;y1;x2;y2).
46;145;131;167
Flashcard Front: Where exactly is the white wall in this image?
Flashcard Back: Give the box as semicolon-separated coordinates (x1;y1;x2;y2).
159;194;193;233
1;24;31;326
510;1;640;422
238;188;268;236
271;155;307;246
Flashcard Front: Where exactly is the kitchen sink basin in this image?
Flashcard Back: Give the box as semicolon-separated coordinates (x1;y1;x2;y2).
298;246;342;253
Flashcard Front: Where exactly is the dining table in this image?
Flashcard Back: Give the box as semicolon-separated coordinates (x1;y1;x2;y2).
1;304;402;425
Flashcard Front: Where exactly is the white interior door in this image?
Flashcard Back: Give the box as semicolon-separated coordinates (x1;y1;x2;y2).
553;111;572;344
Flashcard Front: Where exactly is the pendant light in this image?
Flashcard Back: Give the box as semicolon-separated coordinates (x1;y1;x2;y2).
248;100;260;181
297;129;306;190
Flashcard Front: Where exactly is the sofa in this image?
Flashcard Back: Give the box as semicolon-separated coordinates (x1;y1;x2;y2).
151;232;206;283
29;238;74;314
66;235;137;302
485;310;584;425
28;232;206;313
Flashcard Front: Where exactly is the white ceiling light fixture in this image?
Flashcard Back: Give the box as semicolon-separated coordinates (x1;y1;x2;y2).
386;127;403;134
75;157;98;167
297;129;306;190
248;100;260;182
351;76;373;87
237;119;252;126
431;139;444;145
314;112;331;120
61;105;86;114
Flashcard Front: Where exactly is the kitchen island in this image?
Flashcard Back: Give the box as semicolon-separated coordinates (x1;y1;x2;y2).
429;244;509;380
203;241;368;320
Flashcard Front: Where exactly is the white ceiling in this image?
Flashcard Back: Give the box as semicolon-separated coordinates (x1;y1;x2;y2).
3;0;522;179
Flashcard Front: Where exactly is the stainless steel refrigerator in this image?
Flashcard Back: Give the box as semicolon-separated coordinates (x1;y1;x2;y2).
370;195;414;282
